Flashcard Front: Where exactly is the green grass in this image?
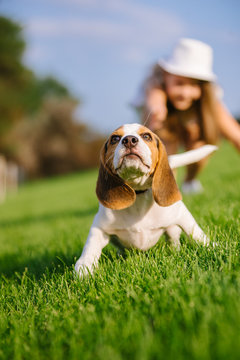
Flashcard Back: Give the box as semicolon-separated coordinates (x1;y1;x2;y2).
0;142;240;360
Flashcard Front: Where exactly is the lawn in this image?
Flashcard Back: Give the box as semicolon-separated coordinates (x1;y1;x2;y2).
0;141;239;360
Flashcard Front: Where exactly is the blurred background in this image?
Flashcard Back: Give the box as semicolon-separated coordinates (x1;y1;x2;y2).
0;0;240;184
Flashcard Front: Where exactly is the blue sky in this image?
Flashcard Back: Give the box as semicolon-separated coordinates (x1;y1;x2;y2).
1;0;240;133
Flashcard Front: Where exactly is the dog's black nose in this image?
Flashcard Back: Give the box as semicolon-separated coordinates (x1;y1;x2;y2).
122;135;139;148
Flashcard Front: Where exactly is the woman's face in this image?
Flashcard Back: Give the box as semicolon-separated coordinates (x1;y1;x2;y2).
164;72;202;110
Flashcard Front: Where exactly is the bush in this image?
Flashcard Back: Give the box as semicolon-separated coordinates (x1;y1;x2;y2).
7;98;105;178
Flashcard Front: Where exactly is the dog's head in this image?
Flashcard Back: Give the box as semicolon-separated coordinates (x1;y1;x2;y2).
96;123;182;210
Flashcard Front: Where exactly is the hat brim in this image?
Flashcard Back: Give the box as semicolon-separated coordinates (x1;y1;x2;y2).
159;59;217;82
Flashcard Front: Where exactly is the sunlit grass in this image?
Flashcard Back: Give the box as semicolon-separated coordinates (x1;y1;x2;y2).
0;142;239;360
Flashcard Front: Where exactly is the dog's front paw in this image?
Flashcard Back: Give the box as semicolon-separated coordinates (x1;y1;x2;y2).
74;261;93;279
200;236;219;248
203;235;210;246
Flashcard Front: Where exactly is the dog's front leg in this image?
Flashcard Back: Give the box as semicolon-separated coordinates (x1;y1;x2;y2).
178;205;210;246
75;226;109;278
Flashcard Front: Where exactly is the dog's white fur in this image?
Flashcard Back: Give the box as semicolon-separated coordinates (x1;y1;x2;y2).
75;124;217;277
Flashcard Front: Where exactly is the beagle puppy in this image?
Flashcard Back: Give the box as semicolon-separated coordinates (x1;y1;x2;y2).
75;123;217;277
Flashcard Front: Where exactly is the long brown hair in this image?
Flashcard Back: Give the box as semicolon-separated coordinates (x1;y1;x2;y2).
198;81;220;144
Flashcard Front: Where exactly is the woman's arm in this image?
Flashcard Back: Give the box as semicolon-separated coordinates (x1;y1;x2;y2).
143;88;168;131
215;101;240;151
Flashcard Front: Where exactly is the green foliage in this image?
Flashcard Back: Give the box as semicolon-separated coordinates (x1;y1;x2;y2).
0;142;239;359
0;16;74;151
0;16;26;79
0;16;31;138
23;76;73;114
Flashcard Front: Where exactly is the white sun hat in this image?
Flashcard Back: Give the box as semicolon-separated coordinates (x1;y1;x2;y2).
159;38;217;82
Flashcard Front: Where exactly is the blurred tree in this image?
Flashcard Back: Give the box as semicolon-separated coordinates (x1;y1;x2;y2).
0;16;31;140
0;15;104;178
0;16;73;152
0;16;26;80
22;75;72;114
8;98;104;178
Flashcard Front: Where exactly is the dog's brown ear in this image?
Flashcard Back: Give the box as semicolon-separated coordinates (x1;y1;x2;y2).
96;143;136;210
152;140;182;207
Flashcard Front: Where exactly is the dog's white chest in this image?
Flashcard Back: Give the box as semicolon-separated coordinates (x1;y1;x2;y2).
95;191;183;251
111;227;164;250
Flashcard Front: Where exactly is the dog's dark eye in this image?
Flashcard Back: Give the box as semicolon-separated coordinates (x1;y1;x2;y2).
110;135;121;145
141;132;152;141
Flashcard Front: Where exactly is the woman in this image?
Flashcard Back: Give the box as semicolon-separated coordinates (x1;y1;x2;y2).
136;38;240;193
